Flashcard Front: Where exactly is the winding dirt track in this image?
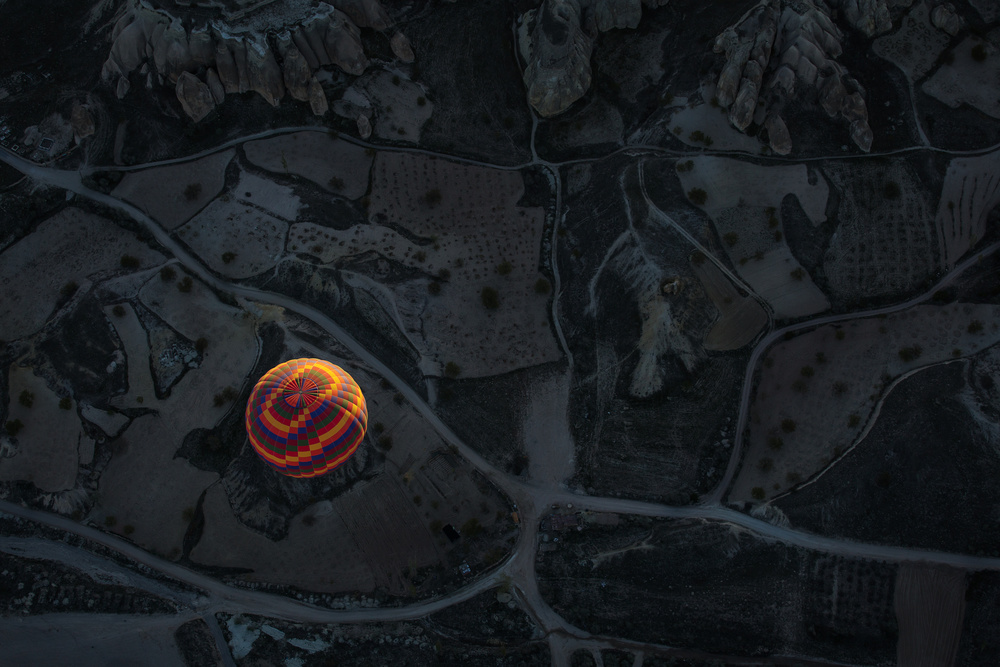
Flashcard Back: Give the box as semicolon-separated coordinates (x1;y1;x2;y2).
5;133;1000;665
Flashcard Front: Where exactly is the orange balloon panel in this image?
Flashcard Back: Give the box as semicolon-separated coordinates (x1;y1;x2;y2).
245;359;367;478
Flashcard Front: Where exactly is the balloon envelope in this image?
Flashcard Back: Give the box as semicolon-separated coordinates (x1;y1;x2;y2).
245;358;367;478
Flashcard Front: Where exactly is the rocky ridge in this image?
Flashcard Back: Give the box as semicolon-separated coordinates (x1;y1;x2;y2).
713;0;914;155
519;0;670;117
101;0;412;122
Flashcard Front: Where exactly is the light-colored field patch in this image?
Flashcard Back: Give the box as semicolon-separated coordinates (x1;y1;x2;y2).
935;149;1000;268
664;82;762;153
732;302;1000;502
0;365;82;492
353;70;433;143
0;207;164;341
922;32;1000;119
176;198;288;279
873;2;950;81
243;131;373;199
524;369;575;488
676;156;828;221
306;151;561;377
676;158;830;318
94;274;257;558
692;259;767;350
895;564;967;667
822;161;940;300
112;150;234;230
230;170;301;221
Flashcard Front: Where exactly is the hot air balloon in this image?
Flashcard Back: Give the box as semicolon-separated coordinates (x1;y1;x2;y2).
245;358;367;478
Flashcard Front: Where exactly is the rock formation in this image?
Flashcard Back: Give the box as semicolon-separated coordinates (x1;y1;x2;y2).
931;3;965;36
175;71;216;123
70;102;95;141
714;0;887;154
102;0;411;123
520;0;670;117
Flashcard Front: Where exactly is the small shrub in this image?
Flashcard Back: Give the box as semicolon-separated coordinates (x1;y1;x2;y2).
444;361;461;379
61;281;79;298
461;517;483;538
968;320;984;334
4;419;24;437
18;390;34;408
123;524;135;535
378;434;393;450
481;286;500;310
424;188;442;207
876;471;892;488
848;414;861;427
414;250;426;263
178;276;193;293
723;231;739;247
835;329;846;340
428;281;441;295
372;421;385;434
160;266;176;282
534;278;551;294
496;260;512;275
182;507;195;522
786;471;801;484
768;436;784;451
104;516;117;527
437;268;451;280
758;457;774;472
751;487;766;500
781;418;796;433
800;365;815;378
883;181;901;199
392;74;401;85
972;43;988;62
183;183;203;201
792;379;808;393
222;252;237;264
112;304;126;317
790;267;805;281
413;495;422;506
898;345;923;362
832;381;848;396
690;250;706;266
417;96;427;106
687;188;708;205
120;255;140;269
195;337;209;353
393;392;404;405
59;397;72;410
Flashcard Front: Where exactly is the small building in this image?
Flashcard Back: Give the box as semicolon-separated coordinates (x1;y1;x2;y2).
459;562;471;576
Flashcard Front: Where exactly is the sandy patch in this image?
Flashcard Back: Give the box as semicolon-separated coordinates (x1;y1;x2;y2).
873;2;950;81
922;31;1000;120
664;82;763;153
105;303;157;409
732;302;1000;502
176;197;288;279
0;364;82;492
524;368;575;488
895;564;967;667
0;207;164;341
692;259;767;350
230;170;301;221
935;149;1000;268
243;131;373;199
112;150;234;230
354;70;433;143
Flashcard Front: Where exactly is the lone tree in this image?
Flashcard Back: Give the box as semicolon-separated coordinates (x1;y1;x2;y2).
184;183;203;201
444;361;461;379
687;188;708;205
481;287;500;310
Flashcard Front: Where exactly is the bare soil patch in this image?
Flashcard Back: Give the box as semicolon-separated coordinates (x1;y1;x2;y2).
112;150;234;230
243;131;373;199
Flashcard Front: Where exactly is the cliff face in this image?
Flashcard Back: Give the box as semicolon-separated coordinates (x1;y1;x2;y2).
712;0;913;154
101;0;408;122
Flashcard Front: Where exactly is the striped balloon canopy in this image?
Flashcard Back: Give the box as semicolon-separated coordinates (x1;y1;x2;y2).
245;358;368;478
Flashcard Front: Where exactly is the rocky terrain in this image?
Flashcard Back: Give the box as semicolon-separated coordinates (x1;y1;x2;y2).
102;0;414;127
